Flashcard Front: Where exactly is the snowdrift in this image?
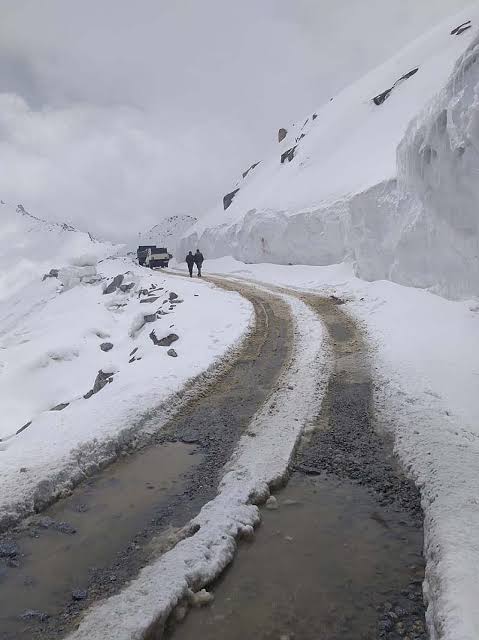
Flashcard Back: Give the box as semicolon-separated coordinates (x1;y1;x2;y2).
181;7;479;299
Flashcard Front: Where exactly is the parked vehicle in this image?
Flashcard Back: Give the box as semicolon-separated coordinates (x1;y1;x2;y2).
137;245;172;268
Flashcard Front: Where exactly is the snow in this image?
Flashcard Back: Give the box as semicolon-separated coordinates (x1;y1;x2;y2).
197;256;479;640
181;6;479;298
0;205;252;529
66;289;327;640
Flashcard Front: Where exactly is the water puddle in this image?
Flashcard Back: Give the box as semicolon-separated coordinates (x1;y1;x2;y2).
0;442;201;638
169;473;425;640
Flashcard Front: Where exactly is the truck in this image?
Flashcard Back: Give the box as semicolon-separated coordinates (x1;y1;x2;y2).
137;245;172;268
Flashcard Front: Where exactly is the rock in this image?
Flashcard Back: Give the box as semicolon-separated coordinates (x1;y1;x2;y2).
54;521;76;535
86;369;114;396
100;342;114;352
143;313;157;323
140;297;159;303
372;67;419;105
50;402;69;411
149;331;179;347
190;589;214;607
129;347;138;356
38;516;56;529
278;127;288;142
7;557;19;568
281;146;297;164
119;282;135;293
16;421;32;435
20;467;27;473
451;20;471;35
265;496;278;510
169;292;179;301
42;268;59;281
242;161;260;179
0;541;19;558
167;349;178;358
19;609;50;622
223;189;240;211
71;589;88;601
103;274;124;295
312;113;318;120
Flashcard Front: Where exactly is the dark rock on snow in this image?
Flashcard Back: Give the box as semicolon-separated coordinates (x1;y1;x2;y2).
278;127;288;142
103;274;124;295
140;296;159;304
42;268;59;281
119;282;135;293
167;349;178;358
281;146;297;164
242;161;260;179
84;370;114;398
149;331;179;347
16;421;32;435
372;67;419;105
169;292;179;301
50;402;69;411
100;342;114;352
223;189;240;211
451;20;471;35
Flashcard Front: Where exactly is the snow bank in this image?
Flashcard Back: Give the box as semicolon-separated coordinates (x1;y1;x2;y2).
203;257;479;640
181;7;479;299
66;291;327;640
0;208;252;529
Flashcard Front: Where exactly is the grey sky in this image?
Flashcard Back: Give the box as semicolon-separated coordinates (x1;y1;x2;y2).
0;0;470;241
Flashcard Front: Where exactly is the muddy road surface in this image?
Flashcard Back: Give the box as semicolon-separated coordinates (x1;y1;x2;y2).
168;287;427;640
0;282;293;640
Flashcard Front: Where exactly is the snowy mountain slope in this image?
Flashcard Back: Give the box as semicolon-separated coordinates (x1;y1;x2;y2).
181;6;479;299
138;214;197;257
0;205;252;529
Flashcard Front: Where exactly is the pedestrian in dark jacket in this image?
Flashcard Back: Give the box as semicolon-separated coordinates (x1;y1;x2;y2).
194;249;204;277
185;251;195;277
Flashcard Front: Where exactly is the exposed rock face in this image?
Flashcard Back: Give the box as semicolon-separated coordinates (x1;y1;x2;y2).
84;370;114;398
451;20;471;35
149;331;179;347
281;146;297;164
167;348;178;357
103;274;124;294
372;67;419;105
278;128;288;142
223;189;240;211
242;162;260;179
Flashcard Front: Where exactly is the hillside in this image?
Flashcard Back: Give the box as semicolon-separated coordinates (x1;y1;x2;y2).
181;6;479;299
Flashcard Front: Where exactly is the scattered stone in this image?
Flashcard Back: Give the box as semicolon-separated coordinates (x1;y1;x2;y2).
190;589;214;607
19;609;49;622
167;349;178;358
20;467;28;473
281;145;297;164
278;127;288;142
54;521;76;535
16;421;32;435
312;113;318;120
451;20;471;35
223;188;240;211
129;347;138;357
71;589;88;601
265;496;278;510
103;274;124;295
100;342;114;352
169;292;179;301
50;402;69;411
149;331;179;347
0;541;19;558
143;313;157;323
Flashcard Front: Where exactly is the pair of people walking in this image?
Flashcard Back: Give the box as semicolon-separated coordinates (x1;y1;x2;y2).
186;249;204;277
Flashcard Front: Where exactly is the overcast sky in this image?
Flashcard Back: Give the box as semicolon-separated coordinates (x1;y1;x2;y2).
0;0;470;241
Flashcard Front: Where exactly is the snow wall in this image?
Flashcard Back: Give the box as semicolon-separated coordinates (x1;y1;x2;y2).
182;34;479;300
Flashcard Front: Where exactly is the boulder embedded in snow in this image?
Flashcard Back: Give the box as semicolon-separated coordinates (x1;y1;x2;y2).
169;292;179;301
149;331;179;347
42;268;59;281
372;67;419;105
103;274;124;295
140;296;159;303
167;348;178;358
50;402;69;411
242;161;260;179
278;127;288;142
100;342;114;352
143;313;157;323
84;370;114;398
223;189;240;211
451;20;471;35
119;282;135;293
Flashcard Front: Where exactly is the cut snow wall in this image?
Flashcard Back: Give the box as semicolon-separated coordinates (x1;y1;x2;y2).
184;34;479;299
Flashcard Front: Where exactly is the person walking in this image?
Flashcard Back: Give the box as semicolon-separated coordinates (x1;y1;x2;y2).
185;251;195;277
194;249;204;277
